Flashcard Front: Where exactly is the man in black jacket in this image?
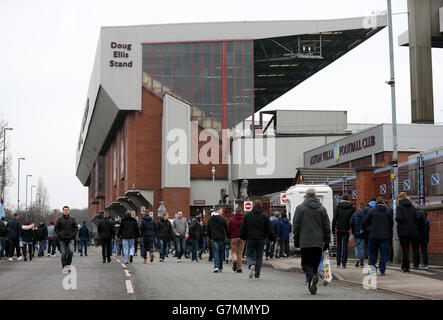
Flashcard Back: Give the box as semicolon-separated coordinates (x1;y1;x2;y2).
240;199;273;280
189;215;202;263
332;195;354;268
8;213;22;261
0;216;8;259
293;189;331;295
156;212;173;262
363;197;393;276
54;206;78;273
395;192;424;272
117;210;140;264
98;212;115;263
207;206;227;273
37;220;48;257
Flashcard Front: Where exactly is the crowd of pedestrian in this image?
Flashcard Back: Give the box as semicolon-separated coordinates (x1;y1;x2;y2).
0;191;432;296
0;206;92;275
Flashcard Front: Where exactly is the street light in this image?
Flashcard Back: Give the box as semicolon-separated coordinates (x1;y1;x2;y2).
212;167;216;209
30;185;36;223
17;157;25;214
2;127;13;201
25;174;32;211
387;0;400;264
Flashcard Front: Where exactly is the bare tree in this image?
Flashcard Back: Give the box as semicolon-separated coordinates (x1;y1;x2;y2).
32;177;50;222
0;114;13;201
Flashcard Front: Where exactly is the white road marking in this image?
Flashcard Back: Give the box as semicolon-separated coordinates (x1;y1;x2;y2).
116;259;121;263
121;263;127;268
126;280;134;294
125;270;131;277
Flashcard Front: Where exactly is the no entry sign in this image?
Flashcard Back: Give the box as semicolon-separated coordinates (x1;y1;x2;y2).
280;193;287;205
244;201;253;212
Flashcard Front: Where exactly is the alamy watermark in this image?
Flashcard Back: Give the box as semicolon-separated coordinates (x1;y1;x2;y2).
362;265;377;290
165;122;276;176
62;265;77;290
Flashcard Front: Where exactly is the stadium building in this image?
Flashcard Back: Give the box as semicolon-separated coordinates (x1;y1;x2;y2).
75;17;388;220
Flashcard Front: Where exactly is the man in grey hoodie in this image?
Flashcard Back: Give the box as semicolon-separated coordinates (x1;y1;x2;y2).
172;211;189;262
293;188;331;295
47;221;56;256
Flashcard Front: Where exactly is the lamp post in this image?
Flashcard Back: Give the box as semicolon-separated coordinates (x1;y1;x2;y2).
212;167;216;209
31;185;36;223
387;0;400;264
17;157;25;214
2;127;13;201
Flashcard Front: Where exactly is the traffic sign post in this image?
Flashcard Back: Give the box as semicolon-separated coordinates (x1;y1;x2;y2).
244;201;253;212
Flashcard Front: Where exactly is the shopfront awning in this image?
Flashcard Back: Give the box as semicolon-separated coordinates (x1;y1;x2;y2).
117;196;138;210
124;190;154;209
105;201;126;218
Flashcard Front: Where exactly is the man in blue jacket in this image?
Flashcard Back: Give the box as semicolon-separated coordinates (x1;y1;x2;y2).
140;211;157;264
278;213;292;258
363;197;393;276
265;212;280;260
78;221;90;257
350;202;366;267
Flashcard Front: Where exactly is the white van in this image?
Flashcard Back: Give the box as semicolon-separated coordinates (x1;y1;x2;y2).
284;184;334;246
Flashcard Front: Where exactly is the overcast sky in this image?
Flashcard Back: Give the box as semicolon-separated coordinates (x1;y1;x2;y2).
1;0;442;211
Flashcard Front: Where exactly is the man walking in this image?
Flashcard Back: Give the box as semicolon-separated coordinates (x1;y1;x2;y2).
37;219;48;257
140;210;157;264
117;210;139;264
54;206;78;273
395;192;424;272
8;213;22;261
278;213;292;258
189;215;202;263
0;217;8;260
350;202;366;267
240;199;273;280
172;211;189;263
332;195;354;268
207;206;227;273
265;212;280;260
363;197;394;276
98;212;115;263
156;212;173;262
293;189;331;295
227;207;244;273
78;221;90;256
47;221;56;257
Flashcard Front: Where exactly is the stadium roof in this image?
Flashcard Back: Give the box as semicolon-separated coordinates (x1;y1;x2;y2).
76;17;387;186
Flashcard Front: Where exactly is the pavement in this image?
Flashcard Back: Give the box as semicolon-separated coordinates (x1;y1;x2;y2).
0;247;411;300
262;256;443;300
126;253;409;300
0;246;133;300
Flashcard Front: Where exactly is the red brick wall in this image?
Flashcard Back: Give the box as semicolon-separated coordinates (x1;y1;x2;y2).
356;168;375;206
191;124;228;179
161;188;190;219
99;88;192;221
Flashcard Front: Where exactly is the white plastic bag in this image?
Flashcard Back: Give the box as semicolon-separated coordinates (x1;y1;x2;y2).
321;250;333;283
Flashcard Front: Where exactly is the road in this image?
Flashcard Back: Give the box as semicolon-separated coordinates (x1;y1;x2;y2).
0;246;410;300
